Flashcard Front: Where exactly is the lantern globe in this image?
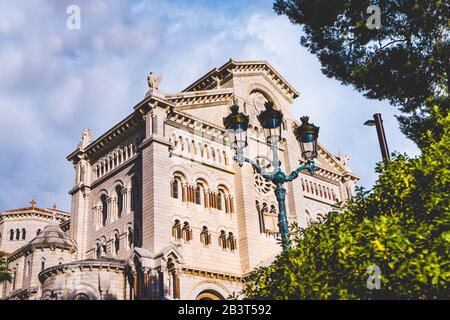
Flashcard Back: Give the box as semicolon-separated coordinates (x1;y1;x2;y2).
257;101;283;145
294;116;319;160
223;100;249;150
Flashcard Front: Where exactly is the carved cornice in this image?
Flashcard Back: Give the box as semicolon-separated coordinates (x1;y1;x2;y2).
165;110;229;144
38;259;126;283
165;88;233;109
182;267;244;283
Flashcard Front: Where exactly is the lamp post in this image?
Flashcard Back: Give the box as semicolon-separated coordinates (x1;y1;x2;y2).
223;99;320;252
364;113;390;161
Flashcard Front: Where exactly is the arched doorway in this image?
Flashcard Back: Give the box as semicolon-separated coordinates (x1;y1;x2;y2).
196;289;225;300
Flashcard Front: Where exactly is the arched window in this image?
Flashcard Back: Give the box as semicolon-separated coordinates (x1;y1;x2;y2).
256;201;265;234
40;258;46;271
116;185;123;219
171;178;179;199
218;230;227;249
96;243;101;259
75;293;90;300
200;226;210;246
306;210;312;227
114;232;120;255
21;228;26;240
216;193;222;211
195;186;201;205
36;229;41;236
131;175;138;211
331;190;336;201
15;229;20;241
266;205;278;234
101;240;107;256
172;220;182;240
127;227;134;249
12;268;17;290
26;260;31;276
182;222;192;242
9;229;14;241
227;232;236;251
223;151;228;165
101;194;108;227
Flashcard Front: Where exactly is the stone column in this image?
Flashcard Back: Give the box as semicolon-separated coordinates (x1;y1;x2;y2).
161;267;170;299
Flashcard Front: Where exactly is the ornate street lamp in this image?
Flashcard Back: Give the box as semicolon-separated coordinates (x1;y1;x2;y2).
295;116;319;161
223;99;250;167
223;100;319;252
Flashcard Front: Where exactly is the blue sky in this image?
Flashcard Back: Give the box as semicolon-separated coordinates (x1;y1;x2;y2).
0;0;419;211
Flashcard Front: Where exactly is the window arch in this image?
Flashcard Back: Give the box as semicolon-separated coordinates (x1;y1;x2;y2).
15;229;20;241
172;220;182;240
195;180;208;206
257;202;278;236
227;232;236;251
182;222;192;242
75;293;90;300
200;226;211;246
96;242;102;259
9;229;14;241
171;173;185;200
223;151;228;165
256;201;265;234
217;185;233;213
218;230;227;249
36;229;41;236
216;192;223;211
114;231;120;255
127;226;134;249
115;185;124;219
131;175;138;211
305;209;313;227
195;185;201;205
40;258;46;271
26;260;31;276
100;194;108;227
21;228;26;240
12;268;17;290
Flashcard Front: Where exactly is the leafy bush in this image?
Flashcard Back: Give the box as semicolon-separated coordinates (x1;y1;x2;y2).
242;109;449;299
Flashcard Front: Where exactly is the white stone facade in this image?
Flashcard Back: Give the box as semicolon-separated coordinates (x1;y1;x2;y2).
0;60;358;300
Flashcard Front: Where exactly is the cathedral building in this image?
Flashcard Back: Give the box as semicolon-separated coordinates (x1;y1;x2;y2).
0;59;358;300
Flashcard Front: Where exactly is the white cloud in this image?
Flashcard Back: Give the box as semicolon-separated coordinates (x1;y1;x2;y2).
0;0;420;211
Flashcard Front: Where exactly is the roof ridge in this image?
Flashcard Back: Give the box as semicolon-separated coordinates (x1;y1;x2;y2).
181;59;299;98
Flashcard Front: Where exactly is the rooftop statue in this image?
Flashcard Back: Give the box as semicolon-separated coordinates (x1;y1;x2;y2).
147;71;163;90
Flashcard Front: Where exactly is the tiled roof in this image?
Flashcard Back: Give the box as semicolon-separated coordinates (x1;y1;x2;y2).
28;223;76;250
1;206;70;215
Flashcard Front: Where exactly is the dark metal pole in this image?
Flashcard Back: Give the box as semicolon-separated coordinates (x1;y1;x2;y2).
373;113;390;161
274;185;290;251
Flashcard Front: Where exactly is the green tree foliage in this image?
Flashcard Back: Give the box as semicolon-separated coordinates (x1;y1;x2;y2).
0;251;12;283
242;109;449;299
273;0;449;148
